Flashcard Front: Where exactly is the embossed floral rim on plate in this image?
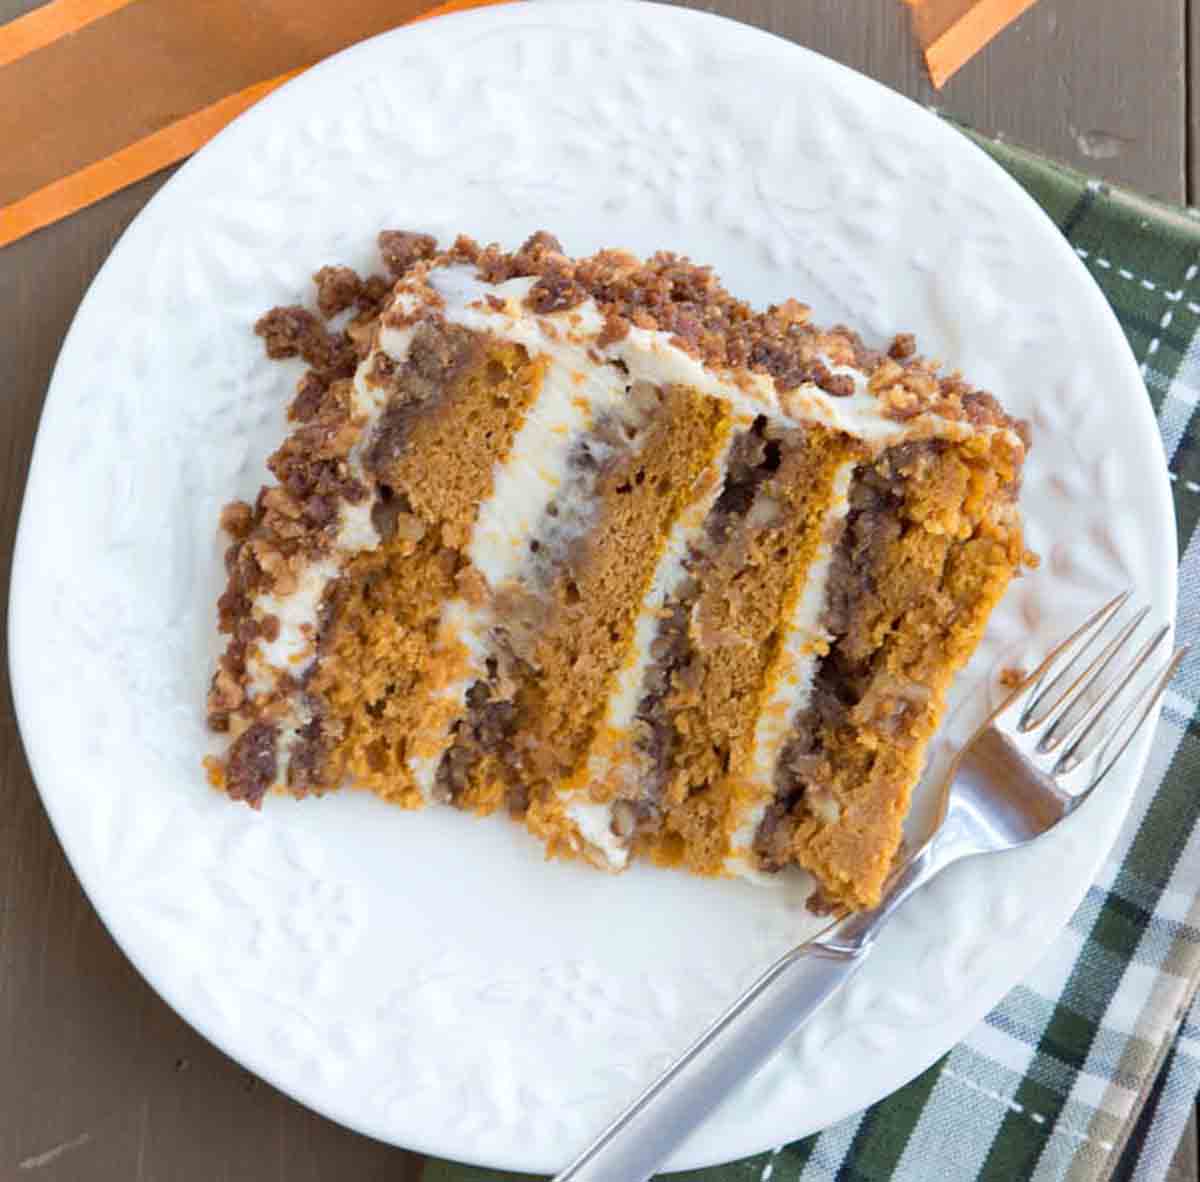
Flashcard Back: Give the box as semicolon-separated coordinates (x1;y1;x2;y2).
8;2;1176;1172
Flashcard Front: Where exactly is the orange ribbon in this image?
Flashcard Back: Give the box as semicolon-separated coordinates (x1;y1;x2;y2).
905;0;1041;88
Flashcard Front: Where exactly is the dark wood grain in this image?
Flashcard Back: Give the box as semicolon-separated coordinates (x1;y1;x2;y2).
0;1;1191;1179
1191;0;1200;202
1178;1111;1200;1180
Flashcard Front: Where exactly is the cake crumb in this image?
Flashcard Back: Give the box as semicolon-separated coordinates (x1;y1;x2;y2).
378;229;438;278
313;266;362;318
219;500;254;540
999;666;1027;690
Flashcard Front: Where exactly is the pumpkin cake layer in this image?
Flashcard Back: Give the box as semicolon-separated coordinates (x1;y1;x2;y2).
206;231;1028;911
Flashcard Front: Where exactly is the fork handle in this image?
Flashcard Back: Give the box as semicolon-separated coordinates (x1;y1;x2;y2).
553;937;872;1182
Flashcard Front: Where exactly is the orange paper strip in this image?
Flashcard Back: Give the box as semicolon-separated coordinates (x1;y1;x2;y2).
0;0;138;69
0;0;509;249
907;0;1039;88
0;71;302;249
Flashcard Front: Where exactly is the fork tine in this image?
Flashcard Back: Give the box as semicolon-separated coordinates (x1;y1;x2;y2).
1018;590;1130;731
1050;623;1170;773
1069;646;1187;799
1033;605;1152;751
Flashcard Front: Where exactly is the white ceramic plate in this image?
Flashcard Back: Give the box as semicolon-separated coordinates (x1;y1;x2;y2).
9;2;1176;1172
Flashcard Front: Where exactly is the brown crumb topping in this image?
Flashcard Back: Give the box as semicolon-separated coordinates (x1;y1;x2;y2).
396;231;1032;438
314;265;362;318
225;721;278;806
219;500;254;540
819;373;856;398
379;230;438;278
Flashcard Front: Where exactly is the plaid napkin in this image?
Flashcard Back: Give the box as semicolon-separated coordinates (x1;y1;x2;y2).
411;136;1200;1182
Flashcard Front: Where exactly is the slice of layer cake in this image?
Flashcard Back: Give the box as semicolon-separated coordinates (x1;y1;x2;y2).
206;231;1028;911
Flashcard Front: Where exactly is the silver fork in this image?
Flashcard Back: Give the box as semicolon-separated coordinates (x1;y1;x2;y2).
556;592;1186;1182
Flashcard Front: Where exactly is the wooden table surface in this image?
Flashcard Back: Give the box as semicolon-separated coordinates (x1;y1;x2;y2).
0;2;1195;1179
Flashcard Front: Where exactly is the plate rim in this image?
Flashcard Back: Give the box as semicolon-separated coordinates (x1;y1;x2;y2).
8;1;1178;1171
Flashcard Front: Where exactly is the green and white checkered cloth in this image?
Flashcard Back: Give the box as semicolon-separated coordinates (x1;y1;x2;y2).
419;134;1200;1182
